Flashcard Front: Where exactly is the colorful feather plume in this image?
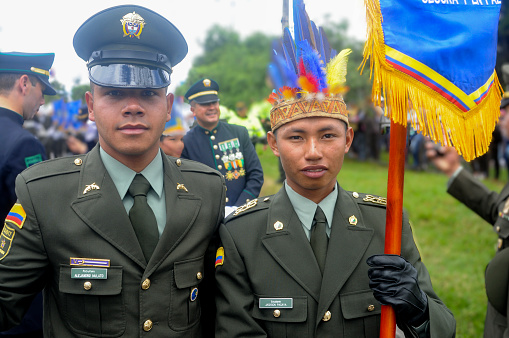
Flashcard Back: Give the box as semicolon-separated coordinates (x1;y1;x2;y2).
267;0;350;103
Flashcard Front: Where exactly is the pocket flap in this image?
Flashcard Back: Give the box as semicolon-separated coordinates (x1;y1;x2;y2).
174;256;205;289
252;295;307;323
59;265;122;296
340;290;380;319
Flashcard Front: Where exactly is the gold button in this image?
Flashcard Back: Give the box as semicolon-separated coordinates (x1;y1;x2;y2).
367;304;375;312
497;226;501;232
214;130;217;134
352;192;359;198
211;135;216;141
196;272;203;280
74;158;83;166
264;197;270;202
143;319;153;332
218;165;223;170
215;155;220;159
213;145;218;150
499;238;504;249
141;278;151;290
176;159;182;166
225;197;229;203
273;309;281;318
205;131;210;135
322;311;331;321
246;199;250;202
84;281;92;291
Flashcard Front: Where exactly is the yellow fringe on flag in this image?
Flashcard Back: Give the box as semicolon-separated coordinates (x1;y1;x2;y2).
360;0;504;162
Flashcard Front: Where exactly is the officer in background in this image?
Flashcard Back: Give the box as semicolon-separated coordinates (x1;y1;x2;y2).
426;102;509;337
0;51;57;338
0;5;225;337
182;78;263;213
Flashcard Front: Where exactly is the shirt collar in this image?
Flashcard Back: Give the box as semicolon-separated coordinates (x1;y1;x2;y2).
285;182;338;232
99;147;164;199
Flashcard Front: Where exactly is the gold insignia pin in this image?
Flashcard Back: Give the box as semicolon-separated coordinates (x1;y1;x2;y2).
233;199;257;216
177;183;188;192
203;79;211;87
349;215;358;226
83;183;100;195
274;221;284;231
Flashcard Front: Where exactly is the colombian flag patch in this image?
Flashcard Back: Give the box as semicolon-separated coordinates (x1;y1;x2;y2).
5;204;26;229
215;247;224;268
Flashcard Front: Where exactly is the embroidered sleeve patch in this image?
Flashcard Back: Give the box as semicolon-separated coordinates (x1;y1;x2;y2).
24;154;43;168
5;204;26;229
215;247;224;268
0;225;15;261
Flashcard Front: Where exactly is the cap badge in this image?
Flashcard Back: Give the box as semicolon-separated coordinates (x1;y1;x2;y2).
203;79;211;87
120;11;145;39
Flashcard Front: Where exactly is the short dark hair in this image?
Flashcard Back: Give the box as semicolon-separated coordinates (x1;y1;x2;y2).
0;73;38;94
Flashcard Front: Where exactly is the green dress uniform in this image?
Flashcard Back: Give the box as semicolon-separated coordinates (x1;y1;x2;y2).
447;168;509;337
215;185;456;337
0;145;225;337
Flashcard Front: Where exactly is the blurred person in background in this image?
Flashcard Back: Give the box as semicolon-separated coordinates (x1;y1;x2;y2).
0;51;57;338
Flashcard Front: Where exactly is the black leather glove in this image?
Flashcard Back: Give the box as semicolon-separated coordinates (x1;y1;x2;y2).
367;254;429;327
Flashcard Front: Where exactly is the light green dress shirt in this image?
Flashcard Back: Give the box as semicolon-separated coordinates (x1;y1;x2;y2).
284;181;338;240
100;147;167;236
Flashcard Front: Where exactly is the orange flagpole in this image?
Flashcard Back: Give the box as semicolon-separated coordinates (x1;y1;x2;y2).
380;119;407;338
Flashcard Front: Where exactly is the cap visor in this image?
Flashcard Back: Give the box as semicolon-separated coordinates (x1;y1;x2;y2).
193;94;219;104
39;77;56;95
89;64;171;88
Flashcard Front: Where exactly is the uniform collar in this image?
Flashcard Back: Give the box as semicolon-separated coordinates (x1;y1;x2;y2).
0;107;24;125
99;147;164;199
284;181;338;232
195;121;221;135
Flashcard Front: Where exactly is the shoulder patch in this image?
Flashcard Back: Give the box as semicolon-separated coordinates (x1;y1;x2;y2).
24;154;43;168
5;204;26;229
0;224;15;261
215;247;224;268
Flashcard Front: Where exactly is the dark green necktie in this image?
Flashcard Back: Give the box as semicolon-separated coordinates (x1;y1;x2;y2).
128;174;159;262
311;206;328;274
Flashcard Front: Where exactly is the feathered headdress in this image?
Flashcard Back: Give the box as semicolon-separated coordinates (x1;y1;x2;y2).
267;0;352;131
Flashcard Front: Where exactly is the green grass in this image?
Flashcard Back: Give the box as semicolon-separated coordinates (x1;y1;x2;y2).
256;145;506;337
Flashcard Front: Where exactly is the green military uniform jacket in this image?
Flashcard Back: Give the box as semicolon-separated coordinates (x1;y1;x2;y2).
215;185;455;337
448;168;509;337
0;145;225;337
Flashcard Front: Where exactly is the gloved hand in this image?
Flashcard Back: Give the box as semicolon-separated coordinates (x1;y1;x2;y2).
367;254;428;327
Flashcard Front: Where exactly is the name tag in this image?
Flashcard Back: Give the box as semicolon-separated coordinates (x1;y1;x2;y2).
259;298;293;308
71;268;107;279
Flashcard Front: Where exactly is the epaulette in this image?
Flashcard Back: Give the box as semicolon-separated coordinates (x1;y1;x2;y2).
171;157;223;177
225;195;273;222
349;191;387;208
21;155;84;183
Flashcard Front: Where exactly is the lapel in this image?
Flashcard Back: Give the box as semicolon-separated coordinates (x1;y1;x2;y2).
261;189;322;302
145;153;202;274
315;187;374;325
71;146;146;268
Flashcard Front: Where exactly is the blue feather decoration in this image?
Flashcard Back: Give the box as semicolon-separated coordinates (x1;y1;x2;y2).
298;40;327;91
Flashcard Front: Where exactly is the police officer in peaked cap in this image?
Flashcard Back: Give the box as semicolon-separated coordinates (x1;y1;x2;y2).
0;51;57;337
182;78;264;212
0;5;225;337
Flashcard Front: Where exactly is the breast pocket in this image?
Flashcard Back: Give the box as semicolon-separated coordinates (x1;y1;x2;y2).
59;265;125;337
252;295;308;337
340;289;381;336
168;256;204;331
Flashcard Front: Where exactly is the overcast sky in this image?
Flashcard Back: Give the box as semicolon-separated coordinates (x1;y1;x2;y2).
0;0;367;93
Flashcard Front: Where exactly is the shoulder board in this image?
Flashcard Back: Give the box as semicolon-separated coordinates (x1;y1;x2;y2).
21;155;83;183
172;157;223;176
226;196;273;222
349;191;387;208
